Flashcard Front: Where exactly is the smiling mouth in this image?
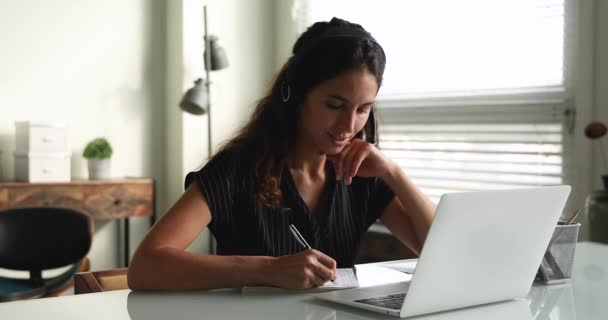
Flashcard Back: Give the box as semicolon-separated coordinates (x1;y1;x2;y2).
328;133;350;146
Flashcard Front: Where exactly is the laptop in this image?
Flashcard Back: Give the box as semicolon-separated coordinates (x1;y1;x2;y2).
315;186;571;318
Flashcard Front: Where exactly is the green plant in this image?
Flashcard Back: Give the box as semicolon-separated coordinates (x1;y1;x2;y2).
82;138;113;159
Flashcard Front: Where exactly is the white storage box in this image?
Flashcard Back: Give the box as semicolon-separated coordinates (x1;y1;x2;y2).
0;149;3;181
15;121;69;154
14;152;71;182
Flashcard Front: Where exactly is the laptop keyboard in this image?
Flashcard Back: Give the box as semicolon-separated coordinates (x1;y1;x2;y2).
354;292;407;310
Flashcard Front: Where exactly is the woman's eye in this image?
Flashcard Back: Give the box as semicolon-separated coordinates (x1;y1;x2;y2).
357;108;371;114
326;103;341;110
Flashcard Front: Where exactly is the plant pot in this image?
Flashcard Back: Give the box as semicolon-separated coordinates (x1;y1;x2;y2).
586;190;608;244
87;158;111;180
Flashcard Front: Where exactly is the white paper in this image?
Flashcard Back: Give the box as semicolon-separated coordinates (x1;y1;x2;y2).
320;268;359;288
354;264;412;287
378;260;418;274
242;268;358;293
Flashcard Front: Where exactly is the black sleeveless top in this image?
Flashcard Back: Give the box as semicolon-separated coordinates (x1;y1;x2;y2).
185;151;395;267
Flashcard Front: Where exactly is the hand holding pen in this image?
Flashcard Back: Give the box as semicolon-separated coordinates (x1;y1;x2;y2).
263;224;337;289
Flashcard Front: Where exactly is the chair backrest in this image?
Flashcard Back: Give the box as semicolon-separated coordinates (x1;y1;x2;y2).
0;206;92;271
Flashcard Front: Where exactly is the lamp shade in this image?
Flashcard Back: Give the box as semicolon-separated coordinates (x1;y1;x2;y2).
179;78;208;115
204;35;229;71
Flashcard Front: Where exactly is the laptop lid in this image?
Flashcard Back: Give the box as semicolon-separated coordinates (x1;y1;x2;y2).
400;185;570;318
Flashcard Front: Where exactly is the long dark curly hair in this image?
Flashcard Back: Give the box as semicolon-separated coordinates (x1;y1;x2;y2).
214;17;386;208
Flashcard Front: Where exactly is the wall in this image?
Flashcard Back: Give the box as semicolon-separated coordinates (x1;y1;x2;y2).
273;0;299;70
593;0;608;189
0;0;166;270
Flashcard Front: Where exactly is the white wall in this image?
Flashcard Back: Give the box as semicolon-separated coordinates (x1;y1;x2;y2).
0;0;166;270
593;0;608;188
273;0;299;69
574;0;608;239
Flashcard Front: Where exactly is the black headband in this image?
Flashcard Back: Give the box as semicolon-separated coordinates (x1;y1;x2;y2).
293;28;385;63
281;27;385;103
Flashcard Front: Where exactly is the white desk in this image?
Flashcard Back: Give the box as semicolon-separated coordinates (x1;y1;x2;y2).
0;242;606;320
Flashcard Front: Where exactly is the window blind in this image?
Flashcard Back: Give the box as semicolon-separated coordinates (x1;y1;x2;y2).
295;0;566;98
377;102;567;204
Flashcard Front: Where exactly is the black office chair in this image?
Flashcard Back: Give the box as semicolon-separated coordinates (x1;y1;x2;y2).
0;207;92;302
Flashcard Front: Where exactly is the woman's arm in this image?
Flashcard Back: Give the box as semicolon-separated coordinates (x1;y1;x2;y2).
128;183;269;290
128;183;336;291
378;165;436;254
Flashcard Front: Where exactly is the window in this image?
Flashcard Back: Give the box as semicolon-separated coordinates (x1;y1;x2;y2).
294;0;573;203
378;101;568;203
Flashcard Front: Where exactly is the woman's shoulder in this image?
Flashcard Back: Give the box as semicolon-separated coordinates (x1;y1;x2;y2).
184;148;252;190
207;148;255;172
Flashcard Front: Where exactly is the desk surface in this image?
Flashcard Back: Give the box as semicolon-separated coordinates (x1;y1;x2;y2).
0;242;606;320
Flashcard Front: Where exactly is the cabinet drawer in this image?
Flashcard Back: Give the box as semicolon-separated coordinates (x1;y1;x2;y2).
15;154;70;182
16;122;68;153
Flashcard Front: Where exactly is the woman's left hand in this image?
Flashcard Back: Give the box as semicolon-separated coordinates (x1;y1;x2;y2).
327;138;396;184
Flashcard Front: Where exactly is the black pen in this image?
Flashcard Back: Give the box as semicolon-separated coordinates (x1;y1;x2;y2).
288;224;312;249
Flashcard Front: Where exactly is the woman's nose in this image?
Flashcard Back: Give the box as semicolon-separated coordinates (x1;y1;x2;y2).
337;110;357;133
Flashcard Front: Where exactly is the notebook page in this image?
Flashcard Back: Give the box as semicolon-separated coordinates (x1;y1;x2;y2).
242;268;359;293
321;268;358;288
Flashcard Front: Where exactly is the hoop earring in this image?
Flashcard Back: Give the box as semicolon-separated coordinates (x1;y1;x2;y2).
280;81;291;103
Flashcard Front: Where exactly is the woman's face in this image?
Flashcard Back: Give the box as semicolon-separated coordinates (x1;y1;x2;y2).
298;68;378;155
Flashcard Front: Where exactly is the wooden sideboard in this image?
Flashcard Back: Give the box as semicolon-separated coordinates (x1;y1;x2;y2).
0;178;155;267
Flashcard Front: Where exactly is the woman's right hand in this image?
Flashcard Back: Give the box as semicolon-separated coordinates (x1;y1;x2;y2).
267;249;337;289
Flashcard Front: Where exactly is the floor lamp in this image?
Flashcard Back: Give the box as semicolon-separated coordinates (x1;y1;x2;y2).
179;5;228;254
180;5;229;158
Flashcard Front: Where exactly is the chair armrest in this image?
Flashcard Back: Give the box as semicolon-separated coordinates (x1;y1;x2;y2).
74;268;128;294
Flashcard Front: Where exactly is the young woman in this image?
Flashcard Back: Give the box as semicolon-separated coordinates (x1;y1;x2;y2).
128;17;435;291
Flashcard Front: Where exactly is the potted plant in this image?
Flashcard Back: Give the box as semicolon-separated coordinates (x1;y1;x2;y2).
585;121;608;189
585;121;608;243
83;137;113;180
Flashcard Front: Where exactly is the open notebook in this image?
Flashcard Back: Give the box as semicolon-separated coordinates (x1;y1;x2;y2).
241;268;358;293
377;260;418;274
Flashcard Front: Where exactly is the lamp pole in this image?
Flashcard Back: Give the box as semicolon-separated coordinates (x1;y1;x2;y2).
203;5;212;158
203;5;215;255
